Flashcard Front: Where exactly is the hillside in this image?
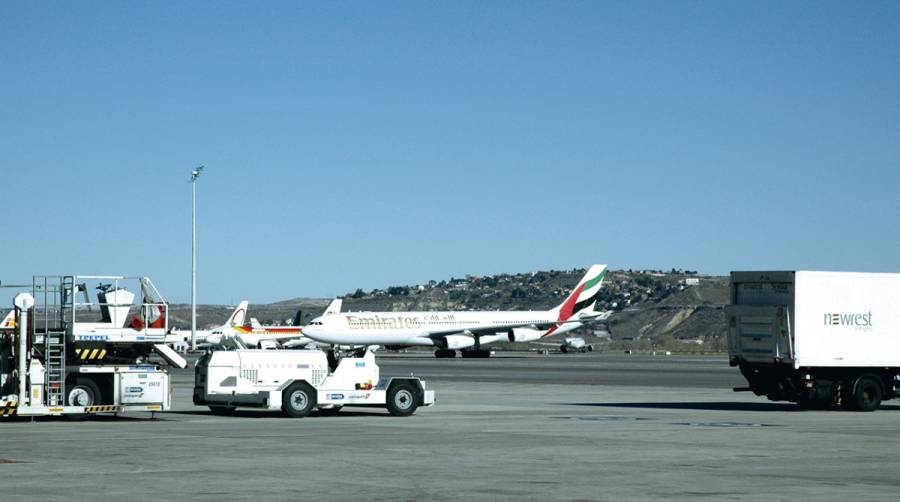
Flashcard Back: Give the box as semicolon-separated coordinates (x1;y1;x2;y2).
169;268;729;352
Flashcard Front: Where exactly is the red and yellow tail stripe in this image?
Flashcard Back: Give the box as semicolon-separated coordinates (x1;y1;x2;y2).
232;326;303;335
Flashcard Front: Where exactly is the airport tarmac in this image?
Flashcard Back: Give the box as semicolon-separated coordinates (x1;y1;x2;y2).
2;352;900;501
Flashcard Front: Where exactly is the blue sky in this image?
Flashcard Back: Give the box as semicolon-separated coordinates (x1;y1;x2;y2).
1;1;898;304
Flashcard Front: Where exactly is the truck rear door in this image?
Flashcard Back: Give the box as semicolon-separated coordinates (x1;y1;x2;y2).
726;305;793;364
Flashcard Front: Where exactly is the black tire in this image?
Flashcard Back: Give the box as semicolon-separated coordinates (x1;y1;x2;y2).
586;346;594;352
209;406;237;416
66;377;101;407
282;382;316;418
386;381;420;417
560;345;568;353
851;376;882;412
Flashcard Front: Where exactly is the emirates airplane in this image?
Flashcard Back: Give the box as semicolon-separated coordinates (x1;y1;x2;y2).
302;265;610;358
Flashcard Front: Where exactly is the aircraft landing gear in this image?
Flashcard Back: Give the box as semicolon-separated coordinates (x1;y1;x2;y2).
461;349;492;359
434;349;457;358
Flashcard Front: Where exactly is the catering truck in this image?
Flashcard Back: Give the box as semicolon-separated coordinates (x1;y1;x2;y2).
0;275;187;418
727;271;900;411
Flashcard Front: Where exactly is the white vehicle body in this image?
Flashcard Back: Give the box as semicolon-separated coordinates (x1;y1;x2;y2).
2;364;173;417
193;348;435;417
303;265;611;357
727;270;900;411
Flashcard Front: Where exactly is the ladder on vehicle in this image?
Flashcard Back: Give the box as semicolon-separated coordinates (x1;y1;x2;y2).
34;276;72;406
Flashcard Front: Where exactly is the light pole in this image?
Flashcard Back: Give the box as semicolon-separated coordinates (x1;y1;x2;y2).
191;165;204;351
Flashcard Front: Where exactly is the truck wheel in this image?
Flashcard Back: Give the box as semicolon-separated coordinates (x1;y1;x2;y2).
282;382;316;418
209;406;237;416
851;376;882;412
67;378;101;407
386;381;419;417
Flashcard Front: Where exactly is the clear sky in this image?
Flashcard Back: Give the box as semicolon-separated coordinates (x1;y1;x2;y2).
1;1;898;304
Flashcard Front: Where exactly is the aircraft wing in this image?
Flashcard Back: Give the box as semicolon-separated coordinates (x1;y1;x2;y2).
281;337;316;348
433;313;611;337
420;313;611;339
420;323;549;339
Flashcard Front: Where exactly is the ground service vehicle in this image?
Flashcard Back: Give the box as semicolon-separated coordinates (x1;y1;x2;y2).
194;348;435;417
727;271;900;411
0;275;186;418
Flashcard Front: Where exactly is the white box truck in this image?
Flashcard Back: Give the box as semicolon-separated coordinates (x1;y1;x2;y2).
727;271;900;411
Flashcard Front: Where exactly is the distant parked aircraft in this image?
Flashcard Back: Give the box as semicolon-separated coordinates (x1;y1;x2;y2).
172;301;248;345
534;336;596;353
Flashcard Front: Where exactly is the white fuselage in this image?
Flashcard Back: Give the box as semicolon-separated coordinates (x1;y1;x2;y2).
303;310;582;346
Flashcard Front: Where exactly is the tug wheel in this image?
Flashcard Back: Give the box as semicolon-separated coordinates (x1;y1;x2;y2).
282;382;316;418
386;381;420;417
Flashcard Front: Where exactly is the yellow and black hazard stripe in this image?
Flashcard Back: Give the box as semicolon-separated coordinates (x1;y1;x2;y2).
84;405;120;413
0;401;17;417
74;348;108;361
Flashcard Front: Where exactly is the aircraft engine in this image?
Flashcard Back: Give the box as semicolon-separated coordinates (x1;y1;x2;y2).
475;334;507;345
507;328;543;343
441;335;476;350
258;339;279;350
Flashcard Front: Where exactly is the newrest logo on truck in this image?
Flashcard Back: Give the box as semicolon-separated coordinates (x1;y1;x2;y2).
823;311;873;331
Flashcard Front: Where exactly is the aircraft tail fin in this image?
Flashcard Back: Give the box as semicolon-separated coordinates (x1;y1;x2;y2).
324;298;342;316
291;309;303;326
0;310;15;330
552;264;608;322
227;301;249;327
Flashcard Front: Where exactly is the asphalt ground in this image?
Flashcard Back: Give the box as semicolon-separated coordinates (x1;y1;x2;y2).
2;352;900;501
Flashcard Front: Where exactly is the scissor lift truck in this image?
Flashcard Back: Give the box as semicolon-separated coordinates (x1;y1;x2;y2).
194;347;436;417
0;275;187;418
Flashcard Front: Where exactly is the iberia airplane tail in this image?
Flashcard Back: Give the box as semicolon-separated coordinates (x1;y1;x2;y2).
0;310;14;330
227;301;249;327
